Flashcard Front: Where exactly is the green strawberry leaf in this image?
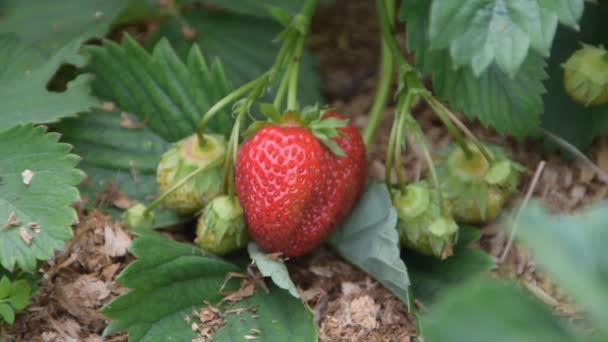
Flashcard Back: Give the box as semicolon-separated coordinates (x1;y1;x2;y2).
0;0;126;56
0;277;10;299
404;225;495;305
0;303;15;325
247;242;300;299
56;109;186;228
420;277;586;342
103;231;316;341
146;9;321;105
86;35;234;141
516;200;608;338
0;125;83;272
0;34;98;129
402;0;548;137
540;2;608;151
8;279;31;311
329;182;410;304
428;0;584;77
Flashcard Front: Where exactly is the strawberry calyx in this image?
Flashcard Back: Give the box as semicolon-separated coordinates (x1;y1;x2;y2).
195;195;249;255
244;103;350;156
437;142;523;224
392;181;459;259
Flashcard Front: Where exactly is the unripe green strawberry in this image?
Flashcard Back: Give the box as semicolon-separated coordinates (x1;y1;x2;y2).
123;203;155;230
195;196;249;255
156;134;226;213
436;142;522;224
562;44;608;106
392;182;459;259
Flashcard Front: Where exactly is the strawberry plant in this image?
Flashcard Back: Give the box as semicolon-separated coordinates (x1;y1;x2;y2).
1;0;607;340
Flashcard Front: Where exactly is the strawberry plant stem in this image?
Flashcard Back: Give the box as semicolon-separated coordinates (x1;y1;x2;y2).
394;101;411;193
424;96;474;159
196;76;264;146
144;158;223;214
287;35;306;110
363;0;395;146
385;106;400;191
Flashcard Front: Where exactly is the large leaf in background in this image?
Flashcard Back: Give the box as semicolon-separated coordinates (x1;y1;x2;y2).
58;37;232;226
404;225;495;305
402;0;548;138
427;0;584;77
103;231;317;341
56;110;187;228
420;277;586;342
147;10;322;105
0;34;98;129
0;125;83;272
86;35;233;141
329;183;410;304
517;200;608;338
0;0;126;56
541;2;608;151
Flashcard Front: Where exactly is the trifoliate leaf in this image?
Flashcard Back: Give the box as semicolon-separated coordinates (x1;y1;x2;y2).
56;110;187;228
428;0;584;77
404;226;495;305
247;242;299;299
420;277;586;342
86;35;234;141
103;231;316;341
146;10;321;105
402;0;548;137
0;34;98;129
517;200;608;338
0;125;83;272
540;3;608;151
0;0;126;56
329;183;410;304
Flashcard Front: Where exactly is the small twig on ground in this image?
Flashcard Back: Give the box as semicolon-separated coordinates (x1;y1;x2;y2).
499;160;546;264
542;128;608;184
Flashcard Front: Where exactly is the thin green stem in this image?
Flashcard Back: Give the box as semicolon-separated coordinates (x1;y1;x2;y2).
424;96;473;158
363;0;395;146
375;0;408;68
385;108;400;191
287;35;306;110
196;77;262;144
144;158;223;214
410;118;447;215
394;103;410;193
223;111;245;198
273;65;291;110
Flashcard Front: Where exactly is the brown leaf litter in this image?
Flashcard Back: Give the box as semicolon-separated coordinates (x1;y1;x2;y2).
6;210;131;342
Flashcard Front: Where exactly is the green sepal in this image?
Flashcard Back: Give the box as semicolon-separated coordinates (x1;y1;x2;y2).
436;142;523;224
123;204;155;230
392;181;460;259
196;196;249;255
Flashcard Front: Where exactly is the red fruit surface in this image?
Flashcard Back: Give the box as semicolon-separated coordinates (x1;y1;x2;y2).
235;112;366;257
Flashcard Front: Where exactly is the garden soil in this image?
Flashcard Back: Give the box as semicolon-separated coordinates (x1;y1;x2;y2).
5;0;603;340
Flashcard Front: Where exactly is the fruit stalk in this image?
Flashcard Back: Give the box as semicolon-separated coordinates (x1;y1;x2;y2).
363;0;395;146
196;75;266;146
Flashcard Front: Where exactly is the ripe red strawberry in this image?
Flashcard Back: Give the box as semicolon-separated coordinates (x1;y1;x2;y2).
235;112;365;257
